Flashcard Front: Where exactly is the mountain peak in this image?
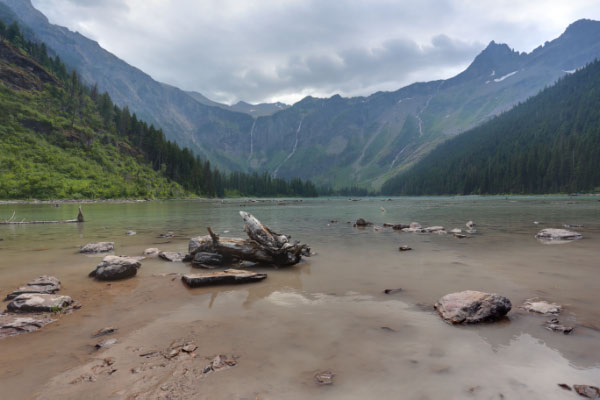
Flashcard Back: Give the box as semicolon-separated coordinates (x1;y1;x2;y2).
564;18;600;35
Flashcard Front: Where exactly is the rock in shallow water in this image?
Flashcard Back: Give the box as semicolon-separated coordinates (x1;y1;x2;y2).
0;314;56;338
182;269;267;287
158;251;185;262
520;299;561;314
143;248;160;256
434;290;512;324
5;275;61;300
7;293;73;313
80;242;115;253
573;385;600;398
89;256;141;280
535;228;582;242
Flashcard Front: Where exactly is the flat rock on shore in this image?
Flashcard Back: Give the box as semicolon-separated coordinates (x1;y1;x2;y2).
7;293;73;313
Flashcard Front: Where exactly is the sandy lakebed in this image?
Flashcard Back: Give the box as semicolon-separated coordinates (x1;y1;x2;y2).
0;196;599;399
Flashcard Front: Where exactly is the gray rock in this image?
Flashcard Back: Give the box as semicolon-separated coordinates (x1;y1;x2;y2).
7;293;73;313
466;220;475;229
0;314;56;338
89;256;141;280
80;242;115;253
354;218;372;227
158;251;185;262
189;235;214;255
182;269;267;287
192;252;224;268
314;370;335;385
383;288;403;295
95;338;117;350
519;299;561;314
434;290;512;324
28;275;60;287
545;318;573;334
92;327;118;338
143;248;160;256
573;385;600;398
392;224;409;230
424;226;445;233
5;275;61;300
126;231;136;236
450;228;462;234
398;246;412;252
535;228;582;242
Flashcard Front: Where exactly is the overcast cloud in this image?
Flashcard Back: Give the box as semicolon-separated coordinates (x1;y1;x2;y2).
31;0;600;105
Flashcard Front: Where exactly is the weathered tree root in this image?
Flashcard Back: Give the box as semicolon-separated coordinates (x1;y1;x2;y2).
190;211;310;267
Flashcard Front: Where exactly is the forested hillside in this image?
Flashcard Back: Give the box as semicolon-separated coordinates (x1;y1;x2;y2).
381;61;600;195
0;22;317;199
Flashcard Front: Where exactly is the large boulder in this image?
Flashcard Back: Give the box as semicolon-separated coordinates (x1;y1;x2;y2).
5;275;61;300
80;242;115;253
535;228;582;242
192;252;224;268
182;269;267;287
89;256;141;280
7;293;73;313
354;218;372;227
189;235;213;255
434;290;512;324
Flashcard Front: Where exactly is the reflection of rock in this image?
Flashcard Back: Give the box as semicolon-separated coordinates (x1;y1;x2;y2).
89;256;141;280
0;314;55;338
7;293;73;312
80;242;114;253
182;269;267;287
434;290;511;324
520;299;561;314
535;228;582;242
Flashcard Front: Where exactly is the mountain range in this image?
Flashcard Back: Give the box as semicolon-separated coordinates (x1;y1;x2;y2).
3;0;600;190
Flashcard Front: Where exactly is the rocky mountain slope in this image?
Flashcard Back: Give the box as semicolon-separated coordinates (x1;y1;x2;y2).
4;0;600;189
381;59;600;195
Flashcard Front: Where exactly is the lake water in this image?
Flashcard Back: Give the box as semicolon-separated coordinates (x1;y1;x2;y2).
0;197;599;399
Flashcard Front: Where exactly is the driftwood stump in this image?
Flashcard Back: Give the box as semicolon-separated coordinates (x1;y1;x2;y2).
191;212;310;267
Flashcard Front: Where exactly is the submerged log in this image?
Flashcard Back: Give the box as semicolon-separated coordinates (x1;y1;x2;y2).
182;269;267;287
0;207;85;225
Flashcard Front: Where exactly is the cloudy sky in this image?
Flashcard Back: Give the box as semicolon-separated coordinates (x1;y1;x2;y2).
32;0;600;105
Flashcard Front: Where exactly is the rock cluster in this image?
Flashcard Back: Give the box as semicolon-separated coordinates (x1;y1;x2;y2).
1;275;78;338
